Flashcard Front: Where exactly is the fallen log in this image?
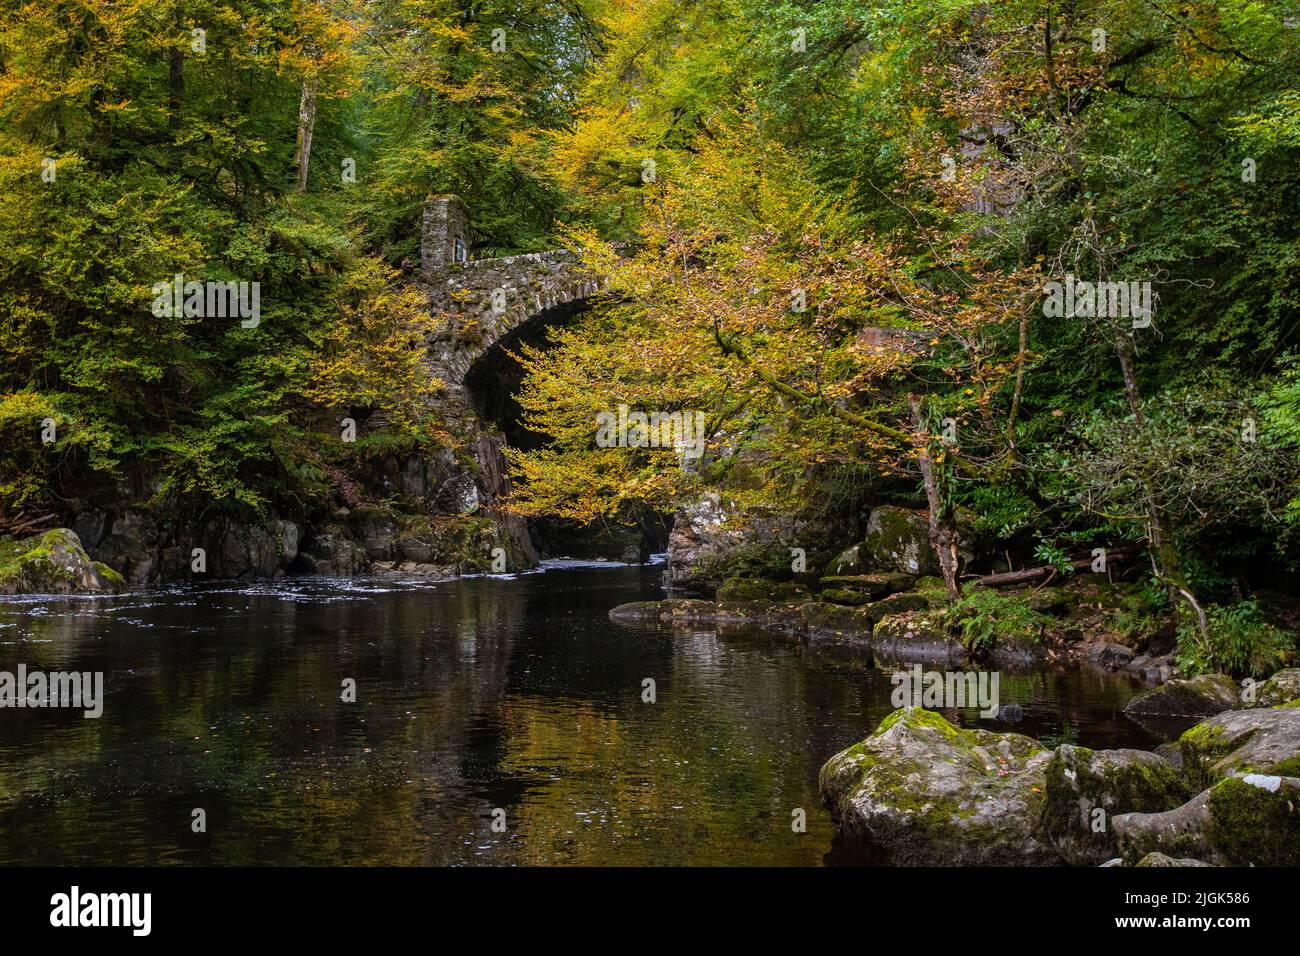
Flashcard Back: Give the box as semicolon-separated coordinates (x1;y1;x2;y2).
973;547;1141;588
0;512;58;538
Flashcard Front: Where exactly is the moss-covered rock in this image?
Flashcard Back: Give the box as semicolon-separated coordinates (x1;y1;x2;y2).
819;588;873;606
1250;668;1300;708
1037;745;1189;865
0;529;125;595
858;591;931;625
871;611;967;663
819;571;916;598
1114;774;1300;866
1026;587;1071;615
608;601;666;623
660;598;721;622
715;576;810;603
819;707;1058;865
862;506;939;576
801;601;871;636
1177;707;1300;792
1123;673;1239;718
1134;852;1214;867
825;543;866;575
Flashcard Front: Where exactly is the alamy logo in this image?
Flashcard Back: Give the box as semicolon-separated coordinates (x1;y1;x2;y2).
151;273;261;328
890;665;1000;718
0;665;103;718
1042;275;1153;326
595;404;706;459
50;886;151;936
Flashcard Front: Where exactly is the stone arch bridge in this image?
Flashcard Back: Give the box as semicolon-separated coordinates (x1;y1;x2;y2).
414;195;632;568
418;196;603;425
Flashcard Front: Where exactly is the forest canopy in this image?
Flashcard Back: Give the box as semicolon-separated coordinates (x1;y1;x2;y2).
2;0;1299;623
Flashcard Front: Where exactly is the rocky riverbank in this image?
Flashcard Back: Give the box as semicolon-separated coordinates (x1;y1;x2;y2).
818;673;1300;867
610;571;1183;676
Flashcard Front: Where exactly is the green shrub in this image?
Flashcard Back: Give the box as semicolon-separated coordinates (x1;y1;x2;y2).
941;586;1054;654
1175;599;1297;679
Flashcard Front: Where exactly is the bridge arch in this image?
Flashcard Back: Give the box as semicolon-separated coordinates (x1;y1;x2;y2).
420;196;603;418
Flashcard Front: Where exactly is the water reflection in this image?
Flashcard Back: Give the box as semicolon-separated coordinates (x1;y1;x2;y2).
0;567;1153;865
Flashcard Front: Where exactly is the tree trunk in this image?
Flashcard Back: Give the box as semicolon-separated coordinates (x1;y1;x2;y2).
294;77;318;193
1112;317;1183;584
1107;271;1205;638
911;395;961;601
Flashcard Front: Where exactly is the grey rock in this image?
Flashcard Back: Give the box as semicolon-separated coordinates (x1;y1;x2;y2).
1124;673;1239;718
862;506;939;576
436;473;480;515
1177;706;1300;791
0;529;125;594
819;707;1058;865
1037;745;1188;866
1113;774;1300;866
1250;668;1300;708
1134;852;1215;867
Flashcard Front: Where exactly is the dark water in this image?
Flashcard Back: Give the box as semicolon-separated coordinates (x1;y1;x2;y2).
0;563;1157;866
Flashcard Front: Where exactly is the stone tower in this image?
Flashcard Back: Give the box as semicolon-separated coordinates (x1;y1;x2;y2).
421;194;470;274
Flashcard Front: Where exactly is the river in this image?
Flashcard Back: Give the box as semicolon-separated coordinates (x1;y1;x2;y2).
0;561;1157;865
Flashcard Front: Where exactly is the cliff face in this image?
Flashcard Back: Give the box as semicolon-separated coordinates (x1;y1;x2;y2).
51;426;538;586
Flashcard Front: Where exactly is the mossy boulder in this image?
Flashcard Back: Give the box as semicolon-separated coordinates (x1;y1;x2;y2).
1123;673;1239;719
608;601;666;623
1113;774;1300;866
859;591;931;625
825;543;866;575
1250;668;1300;708
0;529;125;595
1026;586;1072;615
819;708;1058;865
819;588;874;606
1134;852;1214;867
819;571;916;598
660;598;721;623
801;601;871;636
862;506;938;576
871;611;967;663
715;576;810;603
1177;707;1300;792
1037;745;1189;865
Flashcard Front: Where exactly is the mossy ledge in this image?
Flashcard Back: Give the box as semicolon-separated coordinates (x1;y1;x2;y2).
0;529;125;595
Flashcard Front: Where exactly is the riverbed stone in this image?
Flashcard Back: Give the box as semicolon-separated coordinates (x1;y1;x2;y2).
1037;745;1189;866
862;506;938;576
0;529;125;595
1113;773;1300;866
1087;641;1135;667
1123;673;1238;718
1178;706;1300;791
819;707;1058;865
608;600;664;623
